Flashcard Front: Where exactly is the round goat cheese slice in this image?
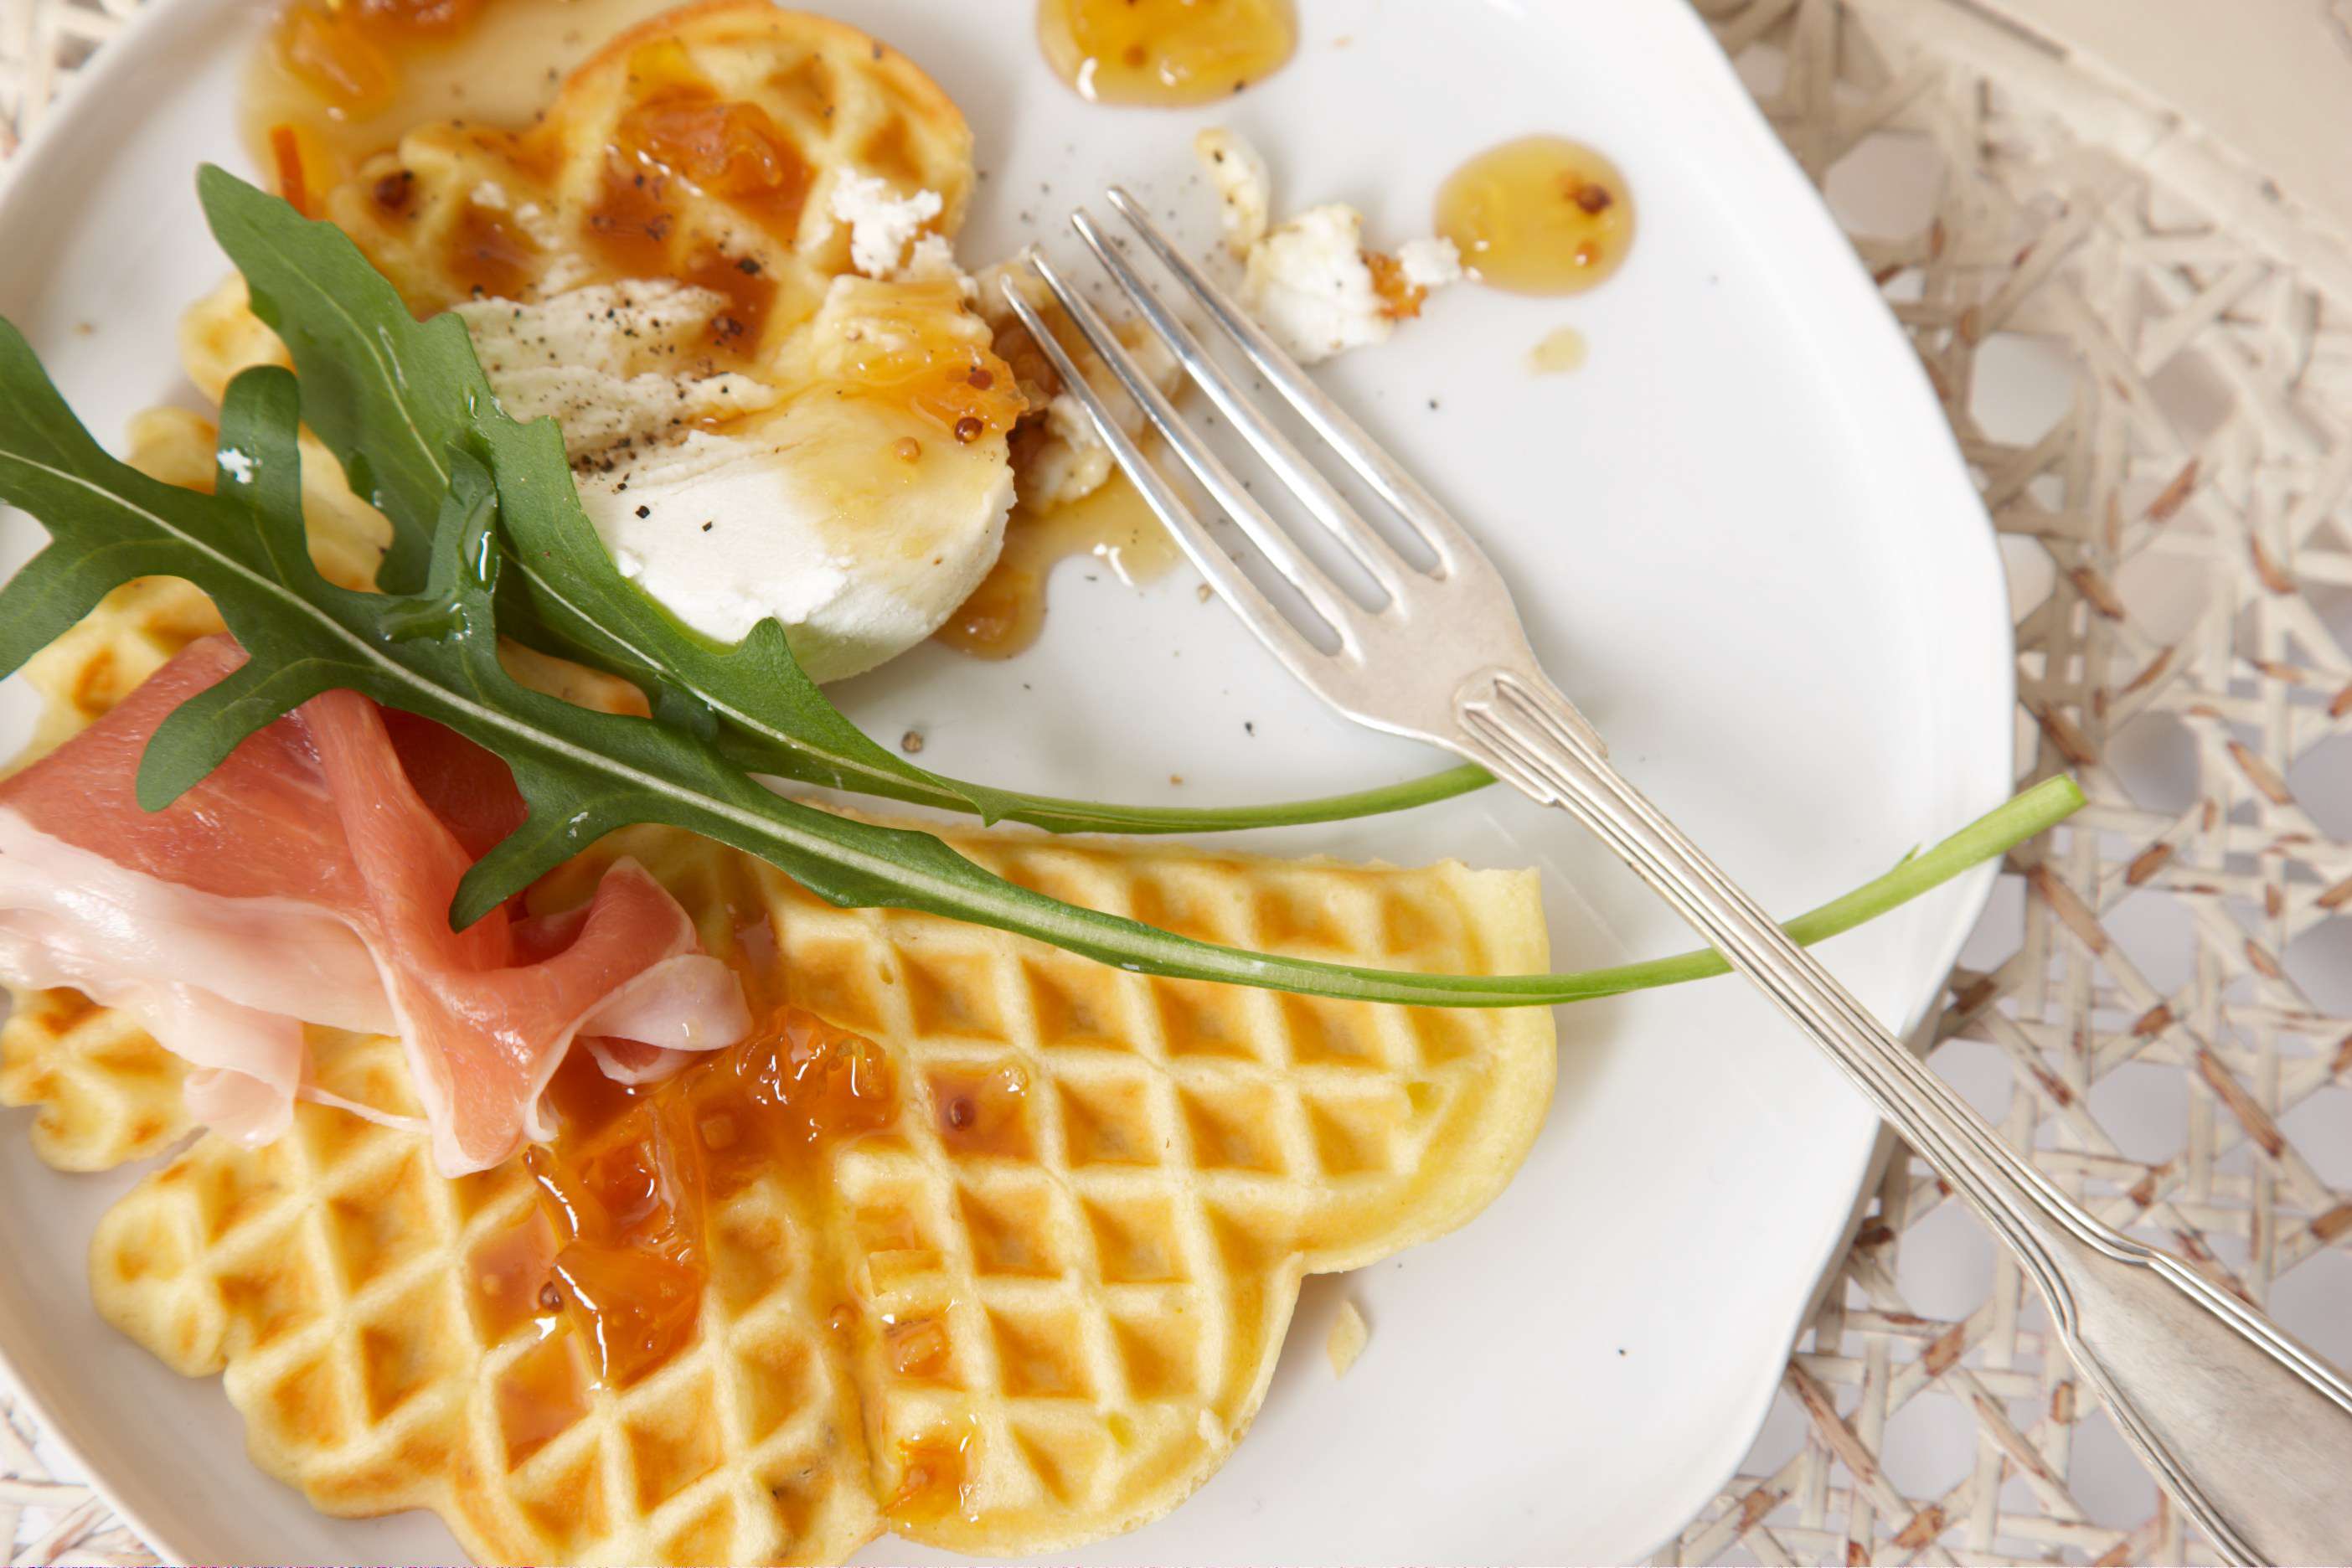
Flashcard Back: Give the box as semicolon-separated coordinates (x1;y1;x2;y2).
459;272;1017;683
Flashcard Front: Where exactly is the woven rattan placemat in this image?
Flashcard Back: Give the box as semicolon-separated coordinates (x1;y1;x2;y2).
5;0;2351;1561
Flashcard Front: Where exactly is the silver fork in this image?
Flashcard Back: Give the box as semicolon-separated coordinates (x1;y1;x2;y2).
1002;190;2352;1567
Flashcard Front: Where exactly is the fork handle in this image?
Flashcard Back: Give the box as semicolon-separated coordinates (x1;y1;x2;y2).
1456;668;2352;1566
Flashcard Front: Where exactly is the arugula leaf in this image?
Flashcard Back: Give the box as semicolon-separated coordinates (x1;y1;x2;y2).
0;327;2084;1006
206;183;472;599
881;761;1493;837
199;166;1491;838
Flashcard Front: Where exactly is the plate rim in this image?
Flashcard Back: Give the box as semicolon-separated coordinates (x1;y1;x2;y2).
1602;0;2017;1552
1610;3;2016;1555
0;0;2018;1560
0;0;269;1553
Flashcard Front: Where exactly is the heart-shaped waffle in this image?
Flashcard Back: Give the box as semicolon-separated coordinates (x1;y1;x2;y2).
80;820;1552;1563
6;65;1558;1552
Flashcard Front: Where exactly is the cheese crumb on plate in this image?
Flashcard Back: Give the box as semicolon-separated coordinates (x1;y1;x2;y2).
1192;126;1462;365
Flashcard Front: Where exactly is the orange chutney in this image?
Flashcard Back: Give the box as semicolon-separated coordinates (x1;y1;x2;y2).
518;1003;897;1390
1436;135;1637;296
472;988;990;1526
1036;0;1295;107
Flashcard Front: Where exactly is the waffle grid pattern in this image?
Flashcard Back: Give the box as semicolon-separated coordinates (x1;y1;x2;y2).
90;1024;885;1566
324;0;974;344
560;828;1542;1556
793;835;1522;1550
6;0;2352;1562
70;824;1545;1563
0;988;190;1172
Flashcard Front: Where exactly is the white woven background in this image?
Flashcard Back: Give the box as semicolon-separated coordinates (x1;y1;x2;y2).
5;0;2352;1562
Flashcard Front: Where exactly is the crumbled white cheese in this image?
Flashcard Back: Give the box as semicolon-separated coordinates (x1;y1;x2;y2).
1044;387;1104;454
1245;204;1391;364
1194;126;1461;364
509;200;593;294
972;262;1184;512
899;231;961;284
1049;319;1176;441
829;173;946;279
1194;126;1271;258
1398;235;1464;290
1021;388;1117;512
452;280;778;463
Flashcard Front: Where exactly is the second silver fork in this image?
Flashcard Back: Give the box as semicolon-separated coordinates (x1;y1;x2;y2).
999;189;2352;1567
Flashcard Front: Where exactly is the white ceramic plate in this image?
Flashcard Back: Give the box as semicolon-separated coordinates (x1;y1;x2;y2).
0;0;2011;1560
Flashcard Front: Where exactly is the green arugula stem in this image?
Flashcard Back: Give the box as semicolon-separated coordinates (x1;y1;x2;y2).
1523;776;2079;1003
0;172;2085;1014
768;757;1497;834
498;548;1498;837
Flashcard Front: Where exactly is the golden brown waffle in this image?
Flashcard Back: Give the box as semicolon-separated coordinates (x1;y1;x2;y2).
82;824;1552;1563
189;5;1125;524
184;0;1162;553
12;19;1555;1545
88;1021;886;1564
6;412;227;767
189;0;987;407
0;988;189;1171
315;0;972;351
178;279;291;408
14;400;1556;1556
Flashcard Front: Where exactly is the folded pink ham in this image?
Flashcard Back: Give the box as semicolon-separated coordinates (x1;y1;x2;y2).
0;637;750;1174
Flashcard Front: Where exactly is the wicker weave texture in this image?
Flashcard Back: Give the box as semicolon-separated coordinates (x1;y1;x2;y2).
4;0;2352;1563
1669;2;2352;1561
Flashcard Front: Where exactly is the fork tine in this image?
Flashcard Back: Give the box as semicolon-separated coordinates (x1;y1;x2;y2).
1019;250;1369;650
1066;209;1413;601
1103;185;1488;575
993;271;1332;682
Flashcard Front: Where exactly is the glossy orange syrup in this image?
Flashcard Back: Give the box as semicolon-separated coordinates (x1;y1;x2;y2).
941;291;1185;661
250;2;1028;447
570;38;819;359
1436;135;1636;295
1037;0;1296;106
936;472;1182;660
833;278;1029;444
887;1416;981;1525
1529;323;1588;374
467;987;898;1465
245;0;687;207
477;979;995;1526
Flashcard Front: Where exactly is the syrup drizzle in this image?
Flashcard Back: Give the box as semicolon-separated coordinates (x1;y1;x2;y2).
481;998;897;1421
1036;0;1296;106
936;472;1180;661
1436;135;1636;297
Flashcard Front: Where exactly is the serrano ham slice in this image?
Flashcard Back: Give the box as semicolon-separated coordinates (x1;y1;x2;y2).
0;637;749;1174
